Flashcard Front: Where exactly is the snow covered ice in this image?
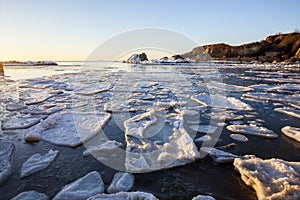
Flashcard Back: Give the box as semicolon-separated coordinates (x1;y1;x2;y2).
53;171;104;200
192;194;216;200
234;155;300;200
20;150;59;178
107;172;134;193
226;124;278;138
124;109;199;173
200;147;239;163
25;112;111;147
281;126;300;143
2;116;46;130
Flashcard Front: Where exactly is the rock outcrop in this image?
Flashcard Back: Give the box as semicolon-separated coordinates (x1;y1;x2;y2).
182;32;300;62
126;52;148;64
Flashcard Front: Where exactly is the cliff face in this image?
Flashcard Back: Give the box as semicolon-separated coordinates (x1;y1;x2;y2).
182;32;300;62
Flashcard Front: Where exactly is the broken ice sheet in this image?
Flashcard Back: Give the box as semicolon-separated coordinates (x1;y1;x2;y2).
19;89;55;105
207;81;252;92
53;171;104;200
20;150;59;178
226;124;278;138
74;83;112;95
189;125;218;134
192;194;216;200
0;141;14;185
24;112;111;147
275;107;300;119
11;191;49;200
201;147;239;163
242;92;300;104
124;109;199;173
281;126;300;143
2;115;46;130
87;191;158;200
107;172;134;193
234;155;300;200
191;94;252;110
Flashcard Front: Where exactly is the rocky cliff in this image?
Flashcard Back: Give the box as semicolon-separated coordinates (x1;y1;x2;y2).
182;32;300;63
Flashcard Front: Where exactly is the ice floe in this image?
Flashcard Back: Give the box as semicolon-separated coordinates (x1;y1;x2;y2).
201;147;239;163
226;124;278;138
25;112;111;147
19;89;55;105
191;94;252;110
87;191;158;200
194;135;212;143
242;92;300;104
192;194;216;200
230;134;249;142
124;109;199;173
281;126;300;143
189;125;217;134
0;141;14;185
107;172;134;193
20;150;59;178
75;83;112;95
53;171;104;200
6;102;27;111
2;116;46;130
275;107;300;119
234;155;300;200
207;81;252;92
11;191;49;200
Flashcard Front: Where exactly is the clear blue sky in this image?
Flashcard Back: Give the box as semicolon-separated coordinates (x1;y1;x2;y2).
0;0;299;61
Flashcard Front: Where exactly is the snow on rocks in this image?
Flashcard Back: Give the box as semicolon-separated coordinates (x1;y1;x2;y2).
226;124;278;138
11;191;49;200
234;155;300;200
0;141;14;185
107;172;134;193
275;107;300;119
124;109;199;173
24;112;111;147
53;171;104;200
200;147;239;163
2;116;46;130
281;126;300;143
87;191;158;200
192;194;216;200
20;150;59;178
191;94;252;110
230;134;249;142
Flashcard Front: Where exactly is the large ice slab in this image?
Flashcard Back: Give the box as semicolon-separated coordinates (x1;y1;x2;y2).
275;107;300;119
87;191;158;200
20;150;59;178
53;171;104;200
107;172;134;193
201;147;239;163
226;124;278;138
11;191;49;200
282;126;300;143
0;141;14;185
124;109;199;173
191;94;252;110
234;155;300;200
2;116;46;130
25;112;111;147
207;81;252;92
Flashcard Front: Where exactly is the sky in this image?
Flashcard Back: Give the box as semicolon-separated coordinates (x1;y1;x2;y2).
0;0;299;61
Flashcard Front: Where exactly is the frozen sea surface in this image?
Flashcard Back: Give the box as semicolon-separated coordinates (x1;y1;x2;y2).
0;62;300;200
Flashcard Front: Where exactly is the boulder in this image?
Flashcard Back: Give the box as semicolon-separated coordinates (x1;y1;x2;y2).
126;52;148;64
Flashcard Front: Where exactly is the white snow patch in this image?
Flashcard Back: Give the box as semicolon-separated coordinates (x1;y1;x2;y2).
234;155;300;200
282;126;300;143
